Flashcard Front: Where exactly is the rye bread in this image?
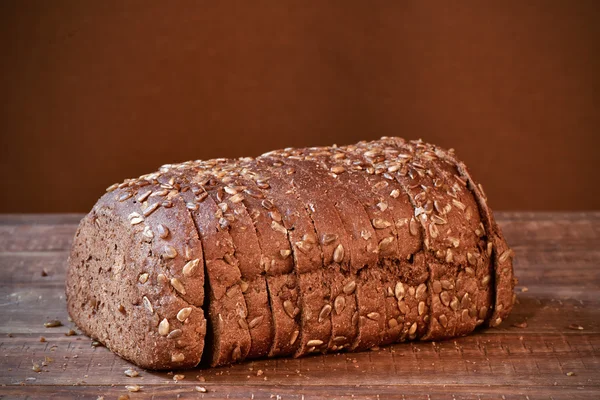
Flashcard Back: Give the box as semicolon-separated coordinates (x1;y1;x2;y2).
67;137;514;370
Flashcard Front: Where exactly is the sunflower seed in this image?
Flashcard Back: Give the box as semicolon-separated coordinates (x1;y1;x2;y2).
372;218;391;229
124;368;139;378
467;252;477;266
465;267;475;276
429;223;439;238
447;237;460;248
137;190;152;202
499;249;513;263
445;249;454;263
450;297;459;311
142;296;153;313
461;293;471;309
167;329;182;339
418;301;426;315
481;275;491;286
44;320;62;328
248;316;264;329
360;230;372;240
229;193;244;203
440;280;454;290
408;322;418;335
377;201;388;211
290;330;299;345
261;199;274;210
343;280;356;295
487;242;493;257
238;317;248;330
164;245;177;259
231;346;242;361
388;318;399;328
118;192;133;202
130;216;144;225
440;291;451;307
319;304;332;322
158;319;170;336
478;306;488;319
171;278;186;295
394;282;405;300
432;280;442;294
334;295;346;315
452;199;466;211
155;224;168;239
333;244;344;263
321;233;338;245
331;165;345;174
283;300;295;319
269;210;282;222
240;280;249;293
177;307;192;322
271;221;287;234
142;225;154;239
416;283;427;299
390;189;400;198
279;249;291;259
367;312;380;321
409;217;419;236
126;385;141;392
171;353;185;362
438;314;448;328
139;273;149;284
307;339;323;347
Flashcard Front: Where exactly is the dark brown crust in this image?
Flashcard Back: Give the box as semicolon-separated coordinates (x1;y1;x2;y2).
67;137;513;370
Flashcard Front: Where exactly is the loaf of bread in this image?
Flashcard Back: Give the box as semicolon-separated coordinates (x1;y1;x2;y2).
66;137;515;369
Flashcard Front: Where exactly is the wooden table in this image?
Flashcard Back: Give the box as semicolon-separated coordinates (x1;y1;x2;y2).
0;212;598;399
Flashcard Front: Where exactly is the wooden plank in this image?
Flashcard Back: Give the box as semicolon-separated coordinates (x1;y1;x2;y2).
0;212;598;398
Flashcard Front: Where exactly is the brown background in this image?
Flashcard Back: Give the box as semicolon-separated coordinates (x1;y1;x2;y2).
1;1;598;213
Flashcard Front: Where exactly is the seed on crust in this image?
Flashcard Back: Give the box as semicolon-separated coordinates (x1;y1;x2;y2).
440;280;454;290
390;189;400;198
431;215;447;225
167;329;182;339
438;314;448;328
343;281;356;295
321;233;338;245
372;218;392;229
283;300;296;319
418;301;426;315
164;245;177;259
408;322;417;335
367;312;380;321
231;346;242;362
240;280;249;293
333;244;345;263
481;275;491;286
378;237;395;250
170;278;187;295
290;330;299;345
334;295;346;315
130;216;144;225
279;249;291;259
394;282;405;300
171;353;185;362
388;318;399;328
229;193;244;204
445;249;454;263
432;280;442;294
117;192;133;202
142;226;154;239
479;306;488;319
416;283;427;299
137;190;152;202
158;319;169;336
487;242;493;257
318;304;332;323
499;249;513;263
452;199;466;211
182;259;200;277
450;297;459;311
139;273;149;284
467;252;477;266
440;291;451;307
429;223;439;239
156;224;169;239
409;217;419;236
177;307;192;322
248;316;264;329
331;165;345;174
307;339;323;347
142;296;153;313
271;221;287;234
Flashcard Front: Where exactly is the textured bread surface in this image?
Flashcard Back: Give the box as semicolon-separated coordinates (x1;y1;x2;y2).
66;137;515;369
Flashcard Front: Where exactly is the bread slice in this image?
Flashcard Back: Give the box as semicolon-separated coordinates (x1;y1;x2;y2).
67;183;206;369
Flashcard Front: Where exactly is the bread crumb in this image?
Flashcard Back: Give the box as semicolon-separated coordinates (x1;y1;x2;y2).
256;369;264;376
568;324;584;330
173;374;185;381
195;386;207;393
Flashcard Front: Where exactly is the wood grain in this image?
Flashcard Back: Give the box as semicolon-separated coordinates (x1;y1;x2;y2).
0;212;598;399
